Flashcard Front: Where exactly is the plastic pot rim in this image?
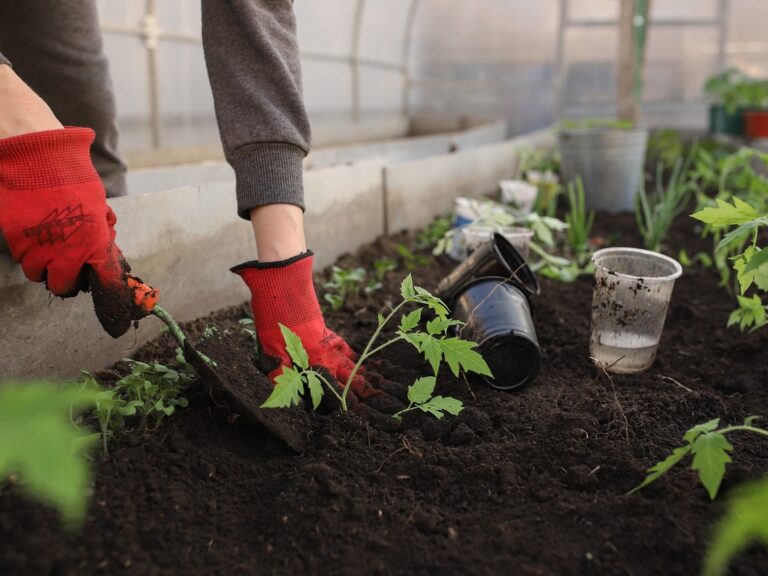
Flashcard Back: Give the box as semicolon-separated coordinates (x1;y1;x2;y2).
591;247;682;283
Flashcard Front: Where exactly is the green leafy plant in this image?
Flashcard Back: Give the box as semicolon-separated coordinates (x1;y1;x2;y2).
262;275;491;414
703;476;768;576
692;197;768;330
396;244;429;271
561;118;634;131
704;68;768;113
564;177;594;264
393;376;463;420
323;266;366;310
71;360;192;455
647;129;684;170
417;216;452;250
0;382;99;524
629;416;768;500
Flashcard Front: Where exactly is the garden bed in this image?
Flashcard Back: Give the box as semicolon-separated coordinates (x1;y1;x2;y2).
2;210;768;576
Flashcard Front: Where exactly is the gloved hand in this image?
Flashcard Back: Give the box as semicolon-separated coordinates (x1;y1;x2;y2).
232;252;378;399
0;127;133;337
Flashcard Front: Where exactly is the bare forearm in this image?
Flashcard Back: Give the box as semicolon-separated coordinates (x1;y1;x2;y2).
0;64;62;139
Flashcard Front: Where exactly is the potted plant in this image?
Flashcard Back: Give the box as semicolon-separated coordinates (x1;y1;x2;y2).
558;118;648;212
704;69;768;137
742;78;768;139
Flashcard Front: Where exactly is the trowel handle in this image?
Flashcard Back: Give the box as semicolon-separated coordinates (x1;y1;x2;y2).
128;275;160;318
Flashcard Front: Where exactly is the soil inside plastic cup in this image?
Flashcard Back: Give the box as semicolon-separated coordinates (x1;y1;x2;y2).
590;247;682;374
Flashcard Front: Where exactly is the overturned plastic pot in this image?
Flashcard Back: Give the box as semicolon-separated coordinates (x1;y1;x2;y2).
436;232;540;306
450;277;541;391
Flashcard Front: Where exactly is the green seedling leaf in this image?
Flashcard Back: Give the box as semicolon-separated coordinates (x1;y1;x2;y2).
407;376;436;405
440;338;493;378
306;372;323;410
262;367;303;408
703;477;768;576
743;247;768;274
279;324;309;370
400;274;415;299
716;217;768;253
691;432;733;500
627;445;692;495
418;396;464;419
728;295;767;331
0;383;99;524
684;418;720;444
693;197;760;227
426;317;462;336
399;308;422;333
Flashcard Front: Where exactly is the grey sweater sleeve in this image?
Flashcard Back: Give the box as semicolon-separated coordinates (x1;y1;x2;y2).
201;0;311;219
0;53;10;66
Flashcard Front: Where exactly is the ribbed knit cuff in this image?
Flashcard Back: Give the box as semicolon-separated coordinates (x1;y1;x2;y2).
0;127;98;190
230;142;306;219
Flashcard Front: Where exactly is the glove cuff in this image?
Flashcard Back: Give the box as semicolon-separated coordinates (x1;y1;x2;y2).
232;251;322;333
0;127;99;190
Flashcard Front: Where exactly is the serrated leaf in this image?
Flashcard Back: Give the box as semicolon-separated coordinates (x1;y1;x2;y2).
261;367;304;408
703;477;768;576
377;312;386;326
627;445;692;495
716;218;768;252
426;317;462;336
403;333;443;374
279;324;309;370
425;395;464;416
399;308;422;333
407;376;436;405
400;274;415;299
684;418;720;444
306;372;323;410
0;383;99;524
743;247;768;274
693;197;760;227
439;338;493;378
691;431;733;500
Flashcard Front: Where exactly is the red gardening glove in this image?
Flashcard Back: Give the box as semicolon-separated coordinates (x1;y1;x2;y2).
232;252;377;398
0;127;133;337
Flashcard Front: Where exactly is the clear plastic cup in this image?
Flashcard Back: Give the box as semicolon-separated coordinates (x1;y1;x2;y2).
462;225;534;259
590;247;683;374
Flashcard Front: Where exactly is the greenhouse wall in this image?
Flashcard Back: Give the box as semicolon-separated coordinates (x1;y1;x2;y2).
95;0;768;159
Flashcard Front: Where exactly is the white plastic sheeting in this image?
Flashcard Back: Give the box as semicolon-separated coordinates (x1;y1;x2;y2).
92;0;768;152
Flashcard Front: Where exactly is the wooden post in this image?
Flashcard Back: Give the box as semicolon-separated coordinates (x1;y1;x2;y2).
617;0;651;123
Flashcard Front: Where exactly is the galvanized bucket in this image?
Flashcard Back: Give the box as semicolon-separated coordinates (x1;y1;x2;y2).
558;127;648;212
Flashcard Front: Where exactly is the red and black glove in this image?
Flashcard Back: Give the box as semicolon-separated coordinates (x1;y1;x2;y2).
0;127;133;337
232;252;379;398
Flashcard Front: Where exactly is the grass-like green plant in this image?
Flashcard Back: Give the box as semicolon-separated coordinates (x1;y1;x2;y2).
629;416;768;500
261;275;491;415
417;215;452;250
565;177;594;264
636;155;694;253
0;382;99;524
323;266;366;311
703;476;768;576
396;244;429;271
692;196;768;331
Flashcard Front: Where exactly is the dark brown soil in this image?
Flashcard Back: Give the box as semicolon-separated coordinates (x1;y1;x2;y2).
2;211;768;576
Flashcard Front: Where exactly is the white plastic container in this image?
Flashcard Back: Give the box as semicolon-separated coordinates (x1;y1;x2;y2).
462;225;534;259
590;247;683;374
499;179;537;213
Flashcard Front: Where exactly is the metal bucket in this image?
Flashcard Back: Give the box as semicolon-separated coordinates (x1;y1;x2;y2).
558;127;648;213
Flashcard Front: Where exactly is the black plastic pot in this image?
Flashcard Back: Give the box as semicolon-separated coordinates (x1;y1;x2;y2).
436;232;539;305
451;277;541;391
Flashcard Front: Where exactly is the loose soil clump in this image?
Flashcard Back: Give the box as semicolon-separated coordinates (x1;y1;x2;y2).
2;211;767;575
